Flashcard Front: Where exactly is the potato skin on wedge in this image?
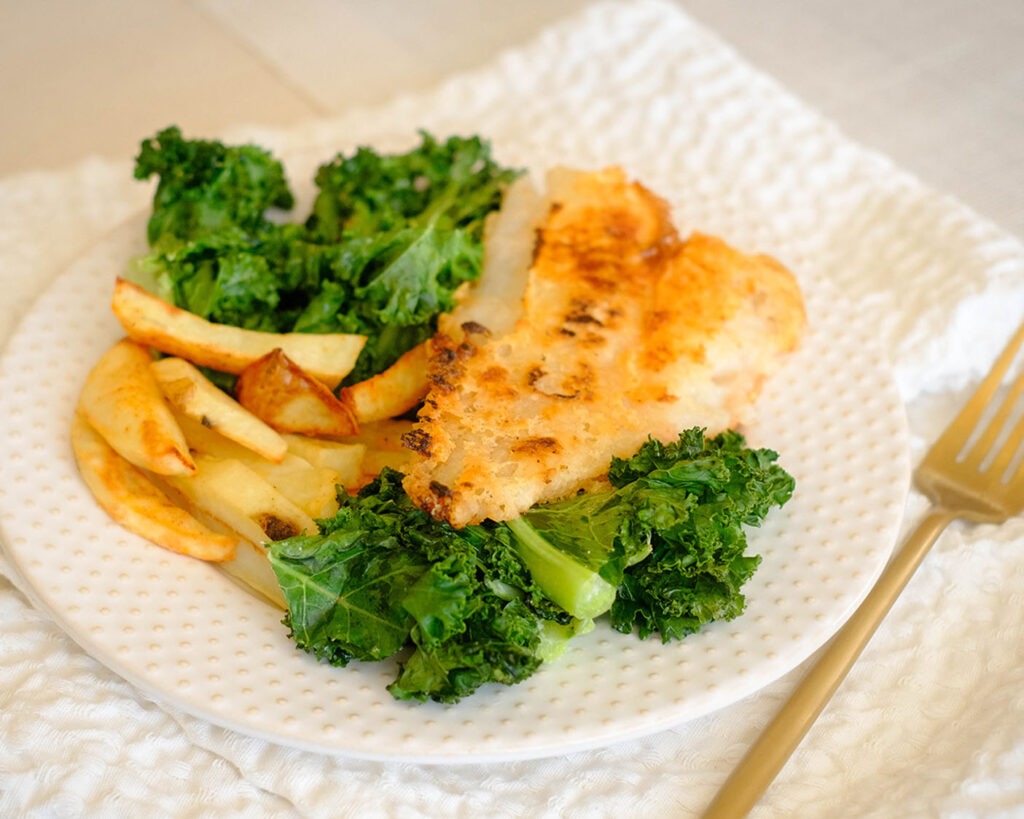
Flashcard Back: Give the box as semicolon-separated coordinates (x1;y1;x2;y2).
235;348;359;437
77;338;196;476
70;412;237;561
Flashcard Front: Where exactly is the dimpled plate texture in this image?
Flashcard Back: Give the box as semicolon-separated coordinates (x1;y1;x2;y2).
0;200;910;762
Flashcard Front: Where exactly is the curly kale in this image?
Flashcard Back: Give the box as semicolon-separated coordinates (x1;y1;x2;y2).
508;428;794;642
269;431;794;702
268;470;576;704
134;125;294;249
132;128;522;382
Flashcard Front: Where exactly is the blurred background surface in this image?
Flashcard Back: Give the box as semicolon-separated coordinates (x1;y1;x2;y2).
1;0;1021;237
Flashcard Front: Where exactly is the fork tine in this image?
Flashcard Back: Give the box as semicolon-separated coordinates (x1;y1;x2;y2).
987;372;1024;478
960;361;1024;472
1005;444;1024;499
930;322;1024;465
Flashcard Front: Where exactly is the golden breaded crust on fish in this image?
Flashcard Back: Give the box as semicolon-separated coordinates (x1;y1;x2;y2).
402;167;805;527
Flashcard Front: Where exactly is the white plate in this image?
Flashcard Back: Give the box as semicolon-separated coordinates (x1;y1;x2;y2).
0;209;910;764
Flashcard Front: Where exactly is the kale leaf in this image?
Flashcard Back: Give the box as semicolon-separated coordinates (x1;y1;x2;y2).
306;131;516;244
268;430;795;702
268;469;571;703
132;128;522;383
507;428;794;641
300;131;521;382
606;428;795;641
134;125;294;250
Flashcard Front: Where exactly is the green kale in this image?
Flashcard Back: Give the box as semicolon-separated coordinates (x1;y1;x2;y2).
132;227;285;331
306;131;516;244
269;429;794;703
131;128;522;384
134;125;294;249
606;428;795;641
291;221;485;383
268;469;573;704
506;485;654;619
506;428;794;641
301;131;522;382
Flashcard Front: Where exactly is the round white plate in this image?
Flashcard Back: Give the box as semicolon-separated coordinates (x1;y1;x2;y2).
0;214;910;764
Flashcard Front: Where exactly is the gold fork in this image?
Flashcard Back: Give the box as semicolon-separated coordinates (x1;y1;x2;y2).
704;321;1024;818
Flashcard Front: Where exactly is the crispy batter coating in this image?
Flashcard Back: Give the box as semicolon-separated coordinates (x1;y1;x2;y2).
402;167;805;526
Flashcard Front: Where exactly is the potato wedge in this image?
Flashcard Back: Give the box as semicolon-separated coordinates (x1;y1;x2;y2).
172;409;270;460
249;455;340;519
342;418;414;451
174;413;342;519
112;278;365;389
235;349;359;437
78;338;195;476
151;356;288;463
342;419;415;477
219;541;287;609
339;340;431;423
156;454;317;548
71;412;235;561
282;434;366;488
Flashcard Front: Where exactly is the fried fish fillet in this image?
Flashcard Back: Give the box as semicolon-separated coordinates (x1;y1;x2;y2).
402;167;805;527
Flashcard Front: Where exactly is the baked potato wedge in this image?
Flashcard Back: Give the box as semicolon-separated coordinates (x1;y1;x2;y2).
339;339;431;423
342;418;415;477
151;355;288;463
281;434;365;488
71;412;235;561
219;541;287;610
155;453;318;547
174;413;341;519
112;278;365;389
77;338;195;476
235;349;359;437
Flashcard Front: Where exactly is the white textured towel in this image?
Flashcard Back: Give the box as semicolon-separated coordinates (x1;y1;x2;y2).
2;1;1023;816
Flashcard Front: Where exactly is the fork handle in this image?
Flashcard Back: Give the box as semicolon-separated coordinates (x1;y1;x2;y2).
702;506;956;818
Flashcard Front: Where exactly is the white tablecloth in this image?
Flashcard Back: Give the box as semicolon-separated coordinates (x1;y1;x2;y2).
2;2;1023;815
